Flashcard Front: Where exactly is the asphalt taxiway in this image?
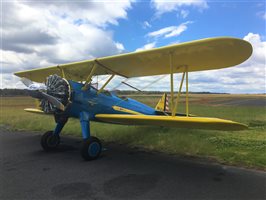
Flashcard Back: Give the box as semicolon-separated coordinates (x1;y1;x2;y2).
1;128;265;200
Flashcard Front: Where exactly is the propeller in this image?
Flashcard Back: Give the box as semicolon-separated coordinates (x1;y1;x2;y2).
21;75;70;113
40;92;65;111
21;77;47;90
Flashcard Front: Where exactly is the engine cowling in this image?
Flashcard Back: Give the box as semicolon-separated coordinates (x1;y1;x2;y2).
40;74;71;113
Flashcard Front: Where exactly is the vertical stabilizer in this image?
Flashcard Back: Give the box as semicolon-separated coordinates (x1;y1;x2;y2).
155;93;169;112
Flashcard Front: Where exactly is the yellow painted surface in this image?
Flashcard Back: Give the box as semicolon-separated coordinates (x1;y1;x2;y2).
24;108;45;114
95;114;248;131
173;71;185;114
97;74;115;94
155;93;167;111
82;63;97;90
112;106;143;115
186;69;189;116
15;37;252;82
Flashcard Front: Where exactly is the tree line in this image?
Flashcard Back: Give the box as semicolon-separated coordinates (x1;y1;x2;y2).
0;89;227;97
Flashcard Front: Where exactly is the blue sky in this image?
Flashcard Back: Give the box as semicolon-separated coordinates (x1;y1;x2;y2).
113;1;265;50
1;0;266;93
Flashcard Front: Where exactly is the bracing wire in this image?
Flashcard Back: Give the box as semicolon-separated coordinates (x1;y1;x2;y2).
111;77;128;91
139;75;168;91
112;75;168;92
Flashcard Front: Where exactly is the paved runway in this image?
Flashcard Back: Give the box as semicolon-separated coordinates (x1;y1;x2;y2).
1;128;265;200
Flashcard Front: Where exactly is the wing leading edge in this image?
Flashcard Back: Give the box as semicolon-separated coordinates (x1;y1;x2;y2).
95;114;248;131
14;37;252;82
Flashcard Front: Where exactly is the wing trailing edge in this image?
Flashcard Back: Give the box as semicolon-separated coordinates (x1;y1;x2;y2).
95;114;248;131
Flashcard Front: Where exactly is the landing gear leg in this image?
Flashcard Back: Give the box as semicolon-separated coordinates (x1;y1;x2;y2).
80;112;102;161
41;114;68;151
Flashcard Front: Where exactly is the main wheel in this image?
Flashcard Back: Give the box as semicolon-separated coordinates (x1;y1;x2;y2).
41;131;60;151
81;136;102;161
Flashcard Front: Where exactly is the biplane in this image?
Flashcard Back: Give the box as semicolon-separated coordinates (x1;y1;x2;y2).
14;37;252;160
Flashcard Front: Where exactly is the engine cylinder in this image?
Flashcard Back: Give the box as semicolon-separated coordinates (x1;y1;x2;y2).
40;74;70;113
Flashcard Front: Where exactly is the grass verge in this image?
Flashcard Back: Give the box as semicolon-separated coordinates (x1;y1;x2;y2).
0;95;265;170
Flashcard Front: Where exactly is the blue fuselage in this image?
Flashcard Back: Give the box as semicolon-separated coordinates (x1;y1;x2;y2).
66;80;156;121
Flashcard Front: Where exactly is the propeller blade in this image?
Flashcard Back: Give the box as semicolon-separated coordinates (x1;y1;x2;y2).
26;90;43;99
40;92;65;111
21;77;33;87
21;75;67;113
21;77;47;90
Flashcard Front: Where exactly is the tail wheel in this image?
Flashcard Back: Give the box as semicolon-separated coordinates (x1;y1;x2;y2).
81;136;102;161
41;131;60;151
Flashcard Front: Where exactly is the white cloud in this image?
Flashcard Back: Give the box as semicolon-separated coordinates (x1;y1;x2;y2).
187;33;266;93
256;11;266;20
147;21;192;39
142;21;152;29
135;42;157;52
111;33;266;94
1;2;265;94
1;1;133;88
244;33;265;63
19;1;132;27
115;42;125;52
151;0;208;16
180;10;189;18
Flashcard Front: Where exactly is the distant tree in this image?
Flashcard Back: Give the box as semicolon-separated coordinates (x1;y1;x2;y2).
0;89;28;96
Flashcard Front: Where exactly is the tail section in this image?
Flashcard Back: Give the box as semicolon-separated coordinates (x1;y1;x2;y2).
155;93;169;112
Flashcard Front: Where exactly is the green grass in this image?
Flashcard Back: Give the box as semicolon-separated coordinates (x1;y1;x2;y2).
0;95;265;170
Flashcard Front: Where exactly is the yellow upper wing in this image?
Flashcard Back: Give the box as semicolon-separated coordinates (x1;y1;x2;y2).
15;37;252;82
95;114;248;131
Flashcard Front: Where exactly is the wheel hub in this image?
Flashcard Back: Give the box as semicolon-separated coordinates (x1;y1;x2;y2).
47;135;59;147
88;142;101;157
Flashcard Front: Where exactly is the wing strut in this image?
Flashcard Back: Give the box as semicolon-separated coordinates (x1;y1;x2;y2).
169;52;189;117
173;69;185;115
82;63;97;90
170;53;174;116
57;65;66;78
97;74;115;94
57;65;72;80
185;67;189;117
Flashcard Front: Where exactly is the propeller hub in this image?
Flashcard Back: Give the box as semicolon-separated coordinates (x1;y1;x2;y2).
40;74;71;113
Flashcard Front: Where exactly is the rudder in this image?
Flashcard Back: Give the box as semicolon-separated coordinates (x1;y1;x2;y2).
155;93;169;112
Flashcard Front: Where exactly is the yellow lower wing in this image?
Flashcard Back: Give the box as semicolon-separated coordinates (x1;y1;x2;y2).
95;114;247;131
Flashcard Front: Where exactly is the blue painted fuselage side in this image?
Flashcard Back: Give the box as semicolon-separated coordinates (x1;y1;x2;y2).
66;80;156;121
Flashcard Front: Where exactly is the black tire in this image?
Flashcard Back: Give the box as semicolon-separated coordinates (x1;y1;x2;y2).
41;131;60;151
81;136;102;161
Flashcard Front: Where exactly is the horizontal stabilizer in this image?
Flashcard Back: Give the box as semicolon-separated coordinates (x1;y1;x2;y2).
24;108;45;114
95;114;248;131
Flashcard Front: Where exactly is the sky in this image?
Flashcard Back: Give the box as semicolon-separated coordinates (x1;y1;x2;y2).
1;0;266;93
